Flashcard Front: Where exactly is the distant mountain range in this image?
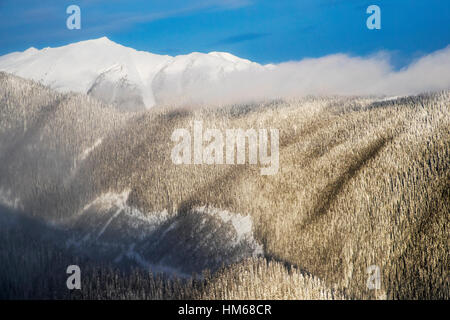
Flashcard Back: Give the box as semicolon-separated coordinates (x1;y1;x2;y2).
0;37;263;111
2;38;450;111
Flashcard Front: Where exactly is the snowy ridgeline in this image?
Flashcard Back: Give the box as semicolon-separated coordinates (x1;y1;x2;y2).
0;37;262;111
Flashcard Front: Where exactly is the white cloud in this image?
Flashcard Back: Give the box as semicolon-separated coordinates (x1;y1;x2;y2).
157;45;450;106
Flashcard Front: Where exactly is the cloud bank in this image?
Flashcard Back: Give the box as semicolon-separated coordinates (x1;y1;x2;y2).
154;45;450;106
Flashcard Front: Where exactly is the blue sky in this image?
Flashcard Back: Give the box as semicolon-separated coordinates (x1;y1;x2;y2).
0;0;449;67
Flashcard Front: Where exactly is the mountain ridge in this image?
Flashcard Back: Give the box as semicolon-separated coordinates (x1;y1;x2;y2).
0;37;263;110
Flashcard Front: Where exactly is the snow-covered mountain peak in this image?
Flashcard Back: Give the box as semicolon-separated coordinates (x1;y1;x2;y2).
91;36;113;43
0;38;260;110
208;51;252;64
63;36;119;48
24;47;38;54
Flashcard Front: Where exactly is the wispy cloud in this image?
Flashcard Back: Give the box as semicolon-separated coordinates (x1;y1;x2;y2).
96;0;253;30
216;32;269;45
0;0;254;43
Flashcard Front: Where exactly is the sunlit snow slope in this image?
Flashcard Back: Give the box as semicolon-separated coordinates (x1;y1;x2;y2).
0;37;261;110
